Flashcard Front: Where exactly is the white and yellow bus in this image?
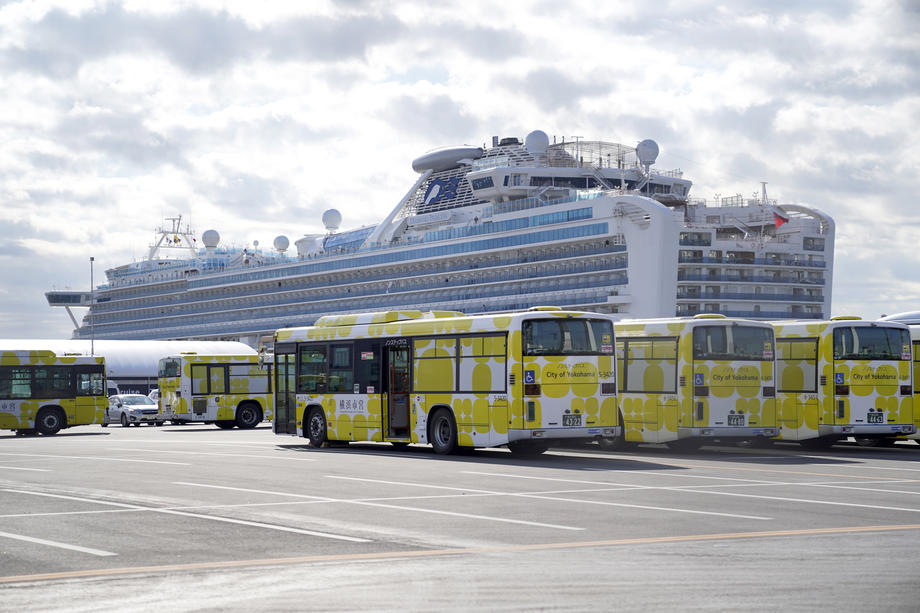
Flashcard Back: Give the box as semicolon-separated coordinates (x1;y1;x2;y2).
158;354;272;429
911;325;920;445
613;315;779;450
772;318;915;449
0;349;107;435
272;308;619;455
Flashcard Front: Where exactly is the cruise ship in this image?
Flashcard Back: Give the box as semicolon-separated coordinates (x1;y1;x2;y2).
47;130;835;347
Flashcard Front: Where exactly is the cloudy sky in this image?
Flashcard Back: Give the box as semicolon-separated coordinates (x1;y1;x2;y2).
1;0;918;338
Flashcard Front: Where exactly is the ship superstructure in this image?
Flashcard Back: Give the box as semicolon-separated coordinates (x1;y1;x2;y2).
47;130;834;347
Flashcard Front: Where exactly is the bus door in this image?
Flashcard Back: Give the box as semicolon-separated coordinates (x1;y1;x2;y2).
384;340;410;439
274;345;297;435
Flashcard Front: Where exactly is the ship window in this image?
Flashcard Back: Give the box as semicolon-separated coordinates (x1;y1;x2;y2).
471;176;494;190
530;176;553;186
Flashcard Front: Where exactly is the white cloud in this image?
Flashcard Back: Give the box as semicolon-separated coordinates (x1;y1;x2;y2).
0;0;918;337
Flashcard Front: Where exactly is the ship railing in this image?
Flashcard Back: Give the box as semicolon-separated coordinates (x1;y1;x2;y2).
677;256;826;267
677;273;824;284
676;292;824;302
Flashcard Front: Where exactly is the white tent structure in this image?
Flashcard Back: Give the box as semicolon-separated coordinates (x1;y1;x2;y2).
0;339;255;395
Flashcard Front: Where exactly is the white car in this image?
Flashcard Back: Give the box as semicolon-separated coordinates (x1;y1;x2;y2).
104;394;164;427
148;389;160;403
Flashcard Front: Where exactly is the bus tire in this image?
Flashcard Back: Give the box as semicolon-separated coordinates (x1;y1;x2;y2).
306;407;327;448
428;408;457;455
35;407;66;436
215;420;236;429
507;440;549;456
235;403;262;429
597;412;636;451
799;436;838;450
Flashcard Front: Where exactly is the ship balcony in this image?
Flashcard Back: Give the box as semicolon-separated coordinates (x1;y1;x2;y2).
677;273;824;285
73;288;618;341
676;306;824;319
677;256;826;268
676;292;823;302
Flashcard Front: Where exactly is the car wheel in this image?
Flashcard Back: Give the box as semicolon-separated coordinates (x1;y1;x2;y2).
120;413;129;428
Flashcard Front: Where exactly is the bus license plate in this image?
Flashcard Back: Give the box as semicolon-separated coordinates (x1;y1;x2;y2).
867;413;884;423
727;414;745;426
563;414;582;427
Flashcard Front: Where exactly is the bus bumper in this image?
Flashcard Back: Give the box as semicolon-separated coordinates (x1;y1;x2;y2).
508;426;621;442
819;424;916;436
678;426;778;439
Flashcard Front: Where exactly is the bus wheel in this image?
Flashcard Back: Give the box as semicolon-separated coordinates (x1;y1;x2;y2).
507;440;549;456
597;415;636;451
666;438;704;452
235;404;262;429
306;408;327;448
36;407;66;436
428;408;457;455
215;420;236;430
799;436;838;450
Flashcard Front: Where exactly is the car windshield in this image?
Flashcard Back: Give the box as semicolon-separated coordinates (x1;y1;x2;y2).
121;396;155;405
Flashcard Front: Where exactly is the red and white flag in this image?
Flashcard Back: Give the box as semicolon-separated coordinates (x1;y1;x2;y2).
773;208;789;228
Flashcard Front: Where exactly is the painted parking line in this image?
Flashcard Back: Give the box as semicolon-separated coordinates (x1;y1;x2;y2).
3;488;370;543
178;480;583;531
672;489;920;513
0;452;190;466
4;524;920;584
106;447;316;462
0;466;50;472
329;476;771;521
0;530;117;557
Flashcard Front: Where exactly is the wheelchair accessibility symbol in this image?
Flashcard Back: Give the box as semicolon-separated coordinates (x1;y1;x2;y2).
834;373;844;385
524;370;536;384
694;373;704;385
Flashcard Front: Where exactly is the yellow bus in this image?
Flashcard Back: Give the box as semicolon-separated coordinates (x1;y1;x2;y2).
0;349;107;435
612;315;779;451
272;308;619;455
158;354;272;429
772;318;915;449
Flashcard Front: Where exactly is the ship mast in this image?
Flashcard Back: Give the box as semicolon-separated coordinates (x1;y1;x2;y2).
147;216;198;260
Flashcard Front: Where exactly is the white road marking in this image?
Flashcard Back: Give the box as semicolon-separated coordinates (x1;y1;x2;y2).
329;476;771;521
675;489;920;513
3;488;370;543
0;452;189;466
106;447;316;461
0;530;117;557
178;480;584;531
0;465;50;472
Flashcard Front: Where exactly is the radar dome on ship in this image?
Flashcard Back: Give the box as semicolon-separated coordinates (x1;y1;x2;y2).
322;209;342;232
412;146;484;173
273;235;290;253
202;229;220;249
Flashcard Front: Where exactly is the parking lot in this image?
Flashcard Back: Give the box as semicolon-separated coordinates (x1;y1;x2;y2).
1;425;920;611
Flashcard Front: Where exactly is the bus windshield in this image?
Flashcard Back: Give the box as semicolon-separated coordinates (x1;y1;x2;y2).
693;325;773;361
833;326;911;360
158;358;180;378
523;318;615;356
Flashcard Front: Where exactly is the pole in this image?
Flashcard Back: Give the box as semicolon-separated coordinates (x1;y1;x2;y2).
90;256;95;356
